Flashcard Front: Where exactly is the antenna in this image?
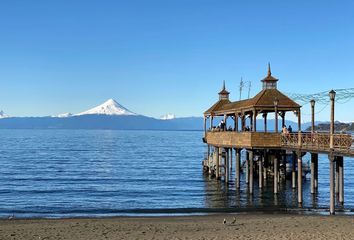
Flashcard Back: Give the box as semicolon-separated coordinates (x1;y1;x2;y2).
239;78;244;100
248;81;252;99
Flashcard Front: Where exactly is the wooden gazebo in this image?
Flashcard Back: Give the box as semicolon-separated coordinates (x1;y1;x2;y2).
204;64;301;133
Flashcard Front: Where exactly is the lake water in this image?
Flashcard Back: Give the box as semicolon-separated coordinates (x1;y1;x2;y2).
0;129;353;218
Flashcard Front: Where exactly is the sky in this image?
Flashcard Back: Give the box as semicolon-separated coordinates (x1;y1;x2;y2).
0;0;353;122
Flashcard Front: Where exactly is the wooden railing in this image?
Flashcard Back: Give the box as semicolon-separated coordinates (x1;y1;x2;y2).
281;133;353;152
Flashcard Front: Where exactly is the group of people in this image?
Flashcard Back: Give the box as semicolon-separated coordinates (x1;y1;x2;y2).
282;125;293;134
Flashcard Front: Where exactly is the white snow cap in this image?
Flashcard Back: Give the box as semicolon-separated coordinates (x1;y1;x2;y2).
160;113;176;120
54;113;73;118
75;99;136;116
0;110;9;119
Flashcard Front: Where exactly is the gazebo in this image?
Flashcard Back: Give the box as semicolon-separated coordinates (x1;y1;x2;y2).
204;64;301;134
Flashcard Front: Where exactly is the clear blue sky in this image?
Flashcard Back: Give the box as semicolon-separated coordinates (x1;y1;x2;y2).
0;0;353;121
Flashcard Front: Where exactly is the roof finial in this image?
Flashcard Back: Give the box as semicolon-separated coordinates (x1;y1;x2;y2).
268;62;271;76
222;80;226;90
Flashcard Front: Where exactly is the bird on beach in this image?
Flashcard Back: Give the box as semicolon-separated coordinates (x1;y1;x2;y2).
8;214;15;220
223;218;226;224
231;217;236;224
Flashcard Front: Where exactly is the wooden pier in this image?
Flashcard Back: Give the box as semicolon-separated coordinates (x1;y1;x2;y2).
202;64;354;214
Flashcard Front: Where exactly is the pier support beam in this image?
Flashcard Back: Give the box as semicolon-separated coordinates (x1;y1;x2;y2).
259;154;263;189
274;156;278;194
235;149;241;189
216;147;220;180
335;158;339;194
314;153;318;189
338;156;344;204
249;150;253;194
297;151;303;205
311;153;316;194
292;152;296;189
245;151;249;184
225;148;229;183
329;153;335;215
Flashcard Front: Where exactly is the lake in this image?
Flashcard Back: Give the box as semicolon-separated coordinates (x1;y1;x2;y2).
0;129;353;218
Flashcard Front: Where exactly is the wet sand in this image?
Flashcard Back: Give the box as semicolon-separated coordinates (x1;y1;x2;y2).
0;214;353;240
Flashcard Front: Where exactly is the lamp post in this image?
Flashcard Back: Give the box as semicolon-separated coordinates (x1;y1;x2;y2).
310;99;315;133
274;98;279;133
329;90;336;149
328;90;336;215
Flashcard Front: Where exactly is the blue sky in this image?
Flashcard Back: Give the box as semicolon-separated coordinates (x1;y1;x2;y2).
0;0;353;122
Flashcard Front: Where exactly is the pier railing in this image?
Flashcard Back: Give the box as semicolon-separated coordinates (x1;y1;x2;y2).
281;132;353;152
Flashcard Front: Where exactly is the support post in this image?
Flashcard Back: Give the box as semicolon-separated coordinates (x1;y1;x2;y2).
274;156;278;194
338;156;344;204
335;158;339;194
314;153;318;189
225;148;229;183
203;116;207;136
216;147;220;180
259;154;263;189
297;151;303;205
210;116;214;129
311;153;316;194
281;112;285;129
249;150;253;194
253;110;257;132
329;153;335;215
245;151;249;184
250;113;253;131
292;152;296;189
234;114;238;131
263;113;267;133
223;114;227;131
235;149;241;189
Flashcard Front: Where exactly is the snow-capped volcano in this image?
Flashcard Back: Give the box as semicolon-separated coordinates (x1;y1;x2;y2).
0;110;9;119
75;99;136;116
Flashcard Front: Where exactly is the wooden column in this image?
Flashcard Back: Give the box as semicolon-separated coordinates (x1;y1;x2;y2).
259;154;263;189
210;116;214;129
274;155;278;194
335;158;339;194
315;154;318;189
225;148;229;183
245;151;249;184
249;150;253;194
297;151;303;205
250;113;253;131
329;153;335;215
311;153;316;194
253;110;257;132
338;156;344;204
235;149;241;189
241;114;245;131
263;113;267;133
292;152;296;189
216;147;220;180
223;114;227;131
234;114;238;131
281;112;286;129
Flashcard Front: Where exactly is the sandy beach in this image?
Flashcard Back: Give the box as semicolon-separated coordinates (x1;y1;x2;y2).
0;214;353;240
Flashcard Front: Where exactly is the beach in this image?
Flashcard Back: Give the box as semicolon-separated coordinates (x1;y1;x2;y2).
1;214;353;240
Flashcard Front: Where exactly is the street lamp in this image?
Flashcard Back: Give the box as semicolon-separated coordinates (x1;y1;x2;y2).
310;99;315;133
329;90;336;149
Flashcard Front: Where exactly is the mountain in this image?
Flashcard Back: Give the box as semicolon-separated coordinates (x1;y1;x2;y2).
305;121;354;132
75;99;136;116
0;110;9;119
54;113;73;118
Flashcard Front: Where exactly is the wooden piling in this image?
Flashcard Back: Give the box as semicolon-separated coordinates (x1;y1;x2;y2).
259;155;263;189
235;149;241;189
311;153;316;194
249;150;253;194
225;148;229;183
246;151;249;184
216;147;220;180
274;156;278;194
329;153;335;215
297;152;302;204
292;152;296;189
338;156;344;204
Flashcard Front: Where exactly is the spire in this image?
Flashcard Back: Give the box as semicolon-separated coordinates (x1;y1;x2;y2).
267;62;271;76
218;80;230;100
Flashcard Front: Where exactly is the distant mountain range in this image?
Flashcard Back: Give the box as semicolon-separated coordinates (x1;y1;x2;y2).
305;121;354;132
0;99;203;130
0;99;345;131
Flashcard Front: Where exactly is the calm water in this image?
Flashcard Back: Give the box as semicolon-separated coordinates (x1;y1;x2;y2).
0;129;353;218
